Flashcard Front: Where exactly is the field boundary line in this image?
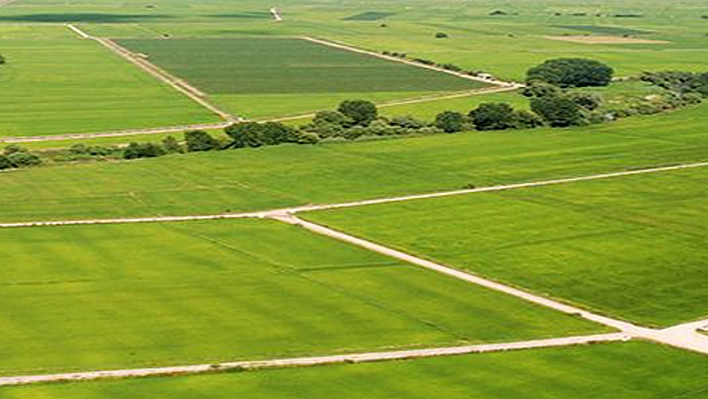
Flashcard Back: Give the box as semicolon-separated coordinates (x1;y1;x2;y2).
0;122;231;144
2;161;707;228
0;0;16;8
273;214;708;356
0;333;626;387
64;24;237;123
299;36;523;89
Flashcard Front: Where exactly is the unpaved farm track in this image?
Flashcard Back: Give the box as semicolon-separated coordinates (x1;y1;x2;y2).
0;333;626;387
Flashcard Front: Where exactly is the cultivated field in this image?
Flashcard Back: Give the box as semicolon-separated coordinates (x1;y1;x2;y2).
0;26;217;138
3;342;708;398
306;166;708;327
0;219;600;376
117;37;486;119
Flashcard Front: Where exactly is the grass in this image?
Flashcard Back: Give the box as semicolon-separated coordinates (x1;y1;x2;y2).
305;167;708;327
0;219;601;376
0;27;218;138
343;12;396;21
116;37;484;118
4;342;708;398
0;102;707;223
555;25;651;36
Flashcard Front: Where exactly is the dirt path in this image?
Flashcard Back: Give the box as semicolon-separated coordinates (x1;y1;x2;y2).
65;24;236;123
2;161;707;229
0;122;231;144
0;332;625;387
300;36;523;89
0;0;17;8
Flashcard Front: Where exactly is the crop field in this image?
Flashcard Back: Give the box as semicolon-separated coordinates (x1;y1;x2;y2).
306;167;708;327
4;342;708;399
116;37;486;119
0;219;600;376
1;0;708;396
0;26;217;138
1;103;707;223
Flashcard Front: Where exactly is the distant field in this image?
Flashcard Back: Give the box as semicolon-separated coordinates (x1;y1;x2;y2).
5;342;708;398
116;37;485;118
0;219;600;376
0;103;707;223
343;11;395;21
306;167;708;327
0;28;218;138
554;25;651;36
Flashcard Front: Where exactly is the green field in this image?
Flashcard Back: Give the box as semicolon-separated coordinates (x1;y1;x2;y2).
116;37;485;119
306;167;708;326
0;26;218;138
1;103;707;223
0;219;600;376
4;342;708;398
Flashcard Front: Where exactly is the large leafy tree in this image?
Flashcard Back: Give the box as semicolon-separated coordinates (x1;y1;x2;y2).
338;100;378;126
527;58;614;88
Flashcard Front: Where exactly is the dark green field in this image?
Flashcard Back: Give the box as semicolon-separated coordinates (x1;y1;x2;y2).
343;11;395;21
555;25;651;36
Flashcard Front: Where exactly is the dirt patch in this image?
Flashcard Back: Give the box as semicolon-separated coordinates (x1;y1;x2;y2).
544;35;670;44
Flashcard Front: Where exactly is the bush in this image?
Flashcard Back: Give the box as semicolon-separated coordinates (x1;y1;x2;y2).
435;111;467;133
123;142;165;159
162;136;184;153
226;121;300;148
469;103;518;131
185;130;221;152
531;94;585;127
522;82;564;98
435;32;449;38
527;58;614;87
0;155;12;170
338;100;378;126
3;144;26;156
514;110;545;129
313;110;348;126
567;92;604;111
69;143;113;157
8;152;42;167
389;115;426;129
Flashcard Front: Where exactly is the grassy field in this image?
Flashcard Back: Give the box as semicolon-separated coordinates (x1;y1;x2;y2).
4;342;708;398
0;102;707;223
306;167;708;327
0;218;600;376
116;37;485;119
0;26;218;138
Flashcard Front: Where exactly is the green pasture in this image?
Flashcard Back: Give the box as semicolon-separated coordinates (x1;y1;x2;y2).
306;167;708;327
116;37;485;119
5;342;708;398
0;219;600;376
1;103;707;223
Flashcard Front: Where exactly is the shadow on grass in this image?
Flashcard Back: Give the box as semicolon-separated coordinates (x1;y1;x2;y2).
0;13;173;23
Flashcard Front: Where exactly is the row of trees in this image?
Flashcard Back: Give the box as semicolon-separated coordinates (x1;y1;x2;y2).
0;145;41;170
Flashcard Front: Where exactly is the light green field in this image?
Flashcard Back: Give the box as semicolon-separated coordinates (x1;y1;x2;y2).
0;26;218;138
306;167;708;327
4;342;708;399
0;219;600;376
0;103;707;223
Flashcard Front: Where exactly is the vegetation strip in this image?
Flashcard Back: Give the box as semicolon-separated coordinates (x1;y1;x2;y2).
64;24;236;123
1;161;707;228
0;333;626;387
275;214;708;355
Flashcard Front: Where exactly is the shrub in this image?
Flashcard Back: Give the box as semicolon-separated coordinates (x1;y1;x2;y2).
3;144;26;156
123;142;165;159
469;103;518;131
185;130;221;152
0;155;12;170
8;152;42;167
522;82;564;98
389;115;426;129
313;110;348;126
514;110;545;129
162;136;184;153
226;121;300;148
338;100;378;126
435;32;449;38
531;94;585;127
527;58;614;87
435;111;467;133
69;143;113;157
568;92;604;111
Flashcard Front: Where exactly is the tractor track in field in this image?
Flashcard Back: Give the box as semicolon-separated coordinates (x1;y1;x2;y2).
65;24;236;123
0;333;627;387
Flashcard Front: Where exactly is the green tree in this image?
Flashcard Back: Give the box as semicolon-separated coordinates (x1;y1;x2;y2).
530;94;585;127
123;142;166;159
469;103;518;131
434;111;466;133
185;130;220;152
338;100;378;126
527;58;614;87
313;110;348;126
8;152;42;167
162;136;184;153
0;155;13;170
